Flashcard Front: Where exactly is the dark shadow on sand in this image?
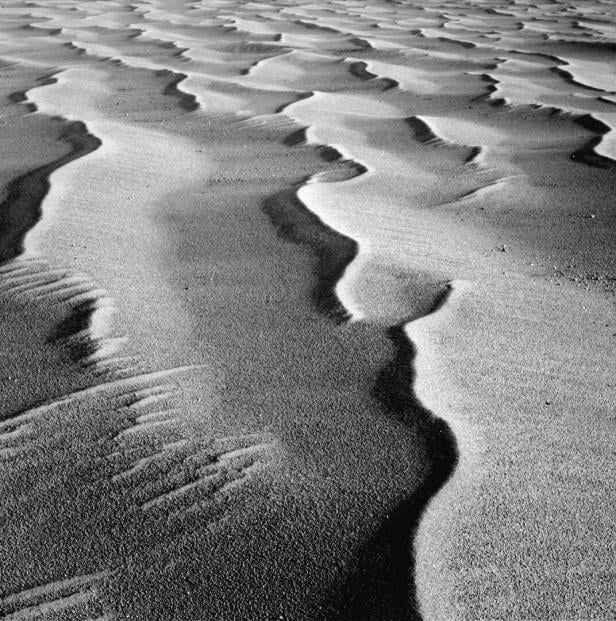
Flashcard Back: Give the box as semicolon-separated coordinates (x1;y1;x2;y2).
0;120;101;264
263;185;458;621
327;324;457;621
571;114;616;169
263;187;357;322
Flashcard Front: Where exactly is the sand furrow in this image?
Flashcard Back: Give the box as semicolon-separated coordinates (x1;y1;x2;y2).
0;571;111;621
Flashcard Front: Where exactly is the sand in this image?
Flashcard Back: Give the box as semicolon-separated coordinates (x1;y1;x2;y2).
0;0;614;619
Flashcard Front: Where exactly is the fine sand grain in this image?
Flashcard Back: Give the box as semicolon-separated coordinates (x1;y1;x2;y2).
0;1;615;620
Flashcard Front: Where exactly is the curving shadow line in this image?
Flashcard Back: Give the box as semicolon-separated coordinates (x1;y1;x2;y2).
0;120;101;264
263;178;458;620
0;68;198;266
571;114;616;170
158;69;200;111
263;187;357;323
327;323;458;621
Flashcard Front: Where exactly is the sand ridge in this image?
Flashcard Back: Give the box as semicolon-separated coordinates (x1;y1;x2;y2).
0;0;615;619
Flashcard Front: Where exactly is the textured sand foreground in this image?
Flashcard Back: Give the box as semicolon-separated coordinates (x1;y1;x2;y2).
0;1;615;620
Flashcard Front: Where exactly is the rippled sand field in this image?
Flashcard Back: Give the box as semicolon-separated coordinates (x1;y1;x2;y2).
0;1;614;619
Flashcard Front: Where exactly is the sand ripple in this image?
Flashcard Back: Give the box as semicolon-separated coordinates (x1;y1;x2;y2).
1;0;615;619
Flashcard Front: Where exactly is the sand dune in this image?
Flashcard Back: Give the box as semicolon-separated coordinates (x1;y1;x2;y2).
1;0;615;619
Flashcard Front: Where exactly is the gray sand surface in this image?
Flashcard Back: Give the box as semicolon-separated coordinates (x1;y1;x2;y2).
0;1;614;619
